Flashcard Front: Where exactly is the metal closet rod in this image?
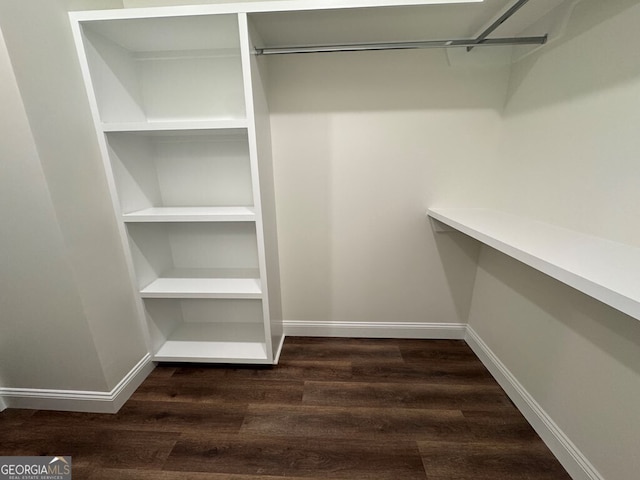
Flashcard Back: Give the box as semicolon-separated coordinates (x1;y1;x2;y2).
254;0;540;55
468;0;531;51
254;35;547;55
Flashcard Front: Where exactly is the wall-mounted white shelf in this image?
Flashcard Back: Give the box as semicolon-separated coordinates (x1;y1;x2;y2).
123;207;256;223
141;277;262;299
428;208;640;321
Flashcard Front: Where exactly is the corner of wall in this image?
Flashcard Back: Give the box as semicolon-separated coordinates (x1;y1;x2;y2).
431;230;482;325
0;0;149;408
0;354;154;414
466;246;640;480
465;325;604;480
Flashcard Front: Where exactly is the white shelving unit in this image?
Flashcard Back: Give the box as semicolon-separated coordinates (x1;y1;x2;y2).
71;10;283;364
428;208;640;321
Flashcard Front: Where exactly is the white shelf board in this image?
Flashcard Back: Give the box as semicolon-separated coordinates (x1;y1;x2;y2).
141;277;262;299
70;0;482;22
154;323;268;363
428;208;640;321
101;119;247;132
123;206;256;223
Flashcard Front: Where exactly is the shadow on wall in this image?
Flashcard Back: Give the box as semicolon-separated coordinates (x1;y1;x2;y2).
269;114;334;322
505;0;640;116
431;226;481;324
478;246;640;379
267;48;510;114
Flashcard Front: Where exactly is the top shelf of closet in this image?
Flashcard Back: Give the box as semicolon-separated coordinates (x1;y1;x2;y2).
428;208;640;322
78;14;246;125
72;0;559;63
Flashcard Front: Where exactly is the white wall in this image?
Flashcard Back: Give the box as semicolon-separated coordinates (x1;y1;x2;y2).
490;0;640;246
468;1;640;479
469;248;640;480
0;27;106;392
66;0;123;9
0;0;147;398
268;49;508;327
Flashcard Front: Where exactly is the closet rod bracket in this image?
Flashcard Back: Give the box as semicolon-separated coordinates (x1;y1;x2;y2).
467;0;532;51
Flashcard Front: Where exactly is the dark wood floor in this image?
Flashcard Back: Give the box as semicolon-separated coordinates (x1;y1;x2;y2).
0;337;571;479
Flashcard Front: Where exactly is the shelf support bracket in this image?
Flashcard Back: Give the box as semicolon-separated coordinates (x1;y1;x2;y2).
429;217;455;233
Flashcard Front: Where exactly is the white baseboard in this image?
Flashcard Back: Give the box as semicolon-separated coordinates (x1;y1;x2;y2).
465;326;603;480
0;395;6;412
0;354;154;413
283;320;467;339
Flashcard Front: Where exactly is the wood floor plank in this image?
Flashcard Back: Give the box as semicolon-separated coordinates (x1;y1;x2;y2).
240;404;472;441
89;469;327;480
146;366;178;378
462;409;541;442
419;440;573;480
71;465;97;479
167;360;353;382
30;400;246;434
0;408;35;427
1;425;178;469
164;434;427;479
303;381;513;410
399;339;482;364
350;360;496;385
131;378;304;405
279;341;403;363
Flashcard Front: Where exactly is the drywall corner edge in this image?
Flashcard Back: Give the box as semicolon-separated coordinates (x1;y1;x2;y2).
0;354;154;414
465;326;604;480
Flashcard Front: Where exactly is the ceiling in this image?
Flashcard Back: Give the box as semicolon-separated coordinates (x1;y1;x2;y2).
250;0;569;47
